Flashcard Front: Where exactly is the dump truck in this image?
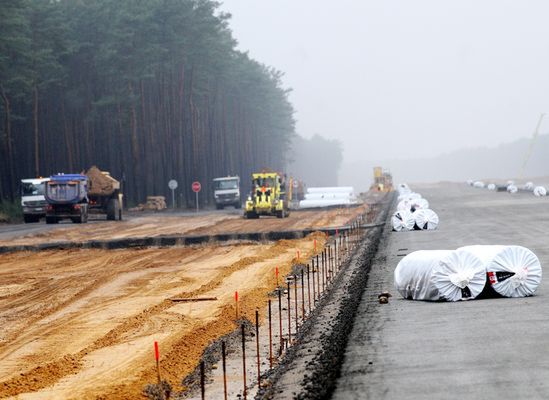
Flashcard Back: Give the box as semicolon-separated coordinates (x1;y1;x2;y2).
213;176;241;209
244;172;290;218
45;166;123;224
20;177;50;223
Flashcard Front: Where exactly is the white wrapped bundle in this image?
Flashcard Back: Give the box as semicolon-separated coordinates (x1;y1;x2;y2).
524;182;534;191
407;192;422;200
413;209;439;230
397;183;410;194
473;181;485;188
507;184;518;194
459;245;542;297
533;186;547;197
410;198;429;210
506;180;515;186
391;210;415;231
394;250;453;300
432;249;486;301
397;199;411;211
487;183;496;191
466;180;473;186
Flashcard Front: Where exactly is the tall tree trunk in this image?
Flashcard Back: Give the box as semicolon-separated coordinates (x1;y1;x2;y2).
33;85;40;176
61;100;74;172
128;81;140;203
0;85;15;200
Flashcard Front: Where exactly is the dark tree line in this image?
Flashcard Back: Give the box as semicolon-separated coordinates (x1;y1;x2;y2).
0;0;295;206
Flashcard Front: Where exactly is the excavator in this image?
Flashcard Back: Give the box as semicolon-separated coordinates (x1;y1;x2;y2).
244;172;290;219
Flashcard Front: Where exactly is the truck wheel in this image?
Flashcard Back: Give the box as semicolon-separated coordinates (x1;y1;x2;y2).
245;211;258;219
24;215;39;223
46;216;58;224
72;217;82;224
277;209;285;219
216;204;224;210
107;199;118;220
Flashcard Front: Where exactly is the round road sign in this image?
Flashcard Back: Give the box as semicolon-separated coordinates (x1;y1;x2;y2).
168;179;178;190
192;181;201;192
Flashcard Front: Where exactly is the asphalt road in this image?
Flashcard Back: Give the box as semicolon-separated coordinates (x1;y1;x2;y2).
0;207;240;241
333;182;549;400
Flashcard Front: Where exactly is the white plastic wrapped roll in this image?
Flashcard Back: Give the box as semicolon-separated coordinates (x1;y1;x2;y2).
466;180;473;186
411;198;429;210
397;199;411;211
432;249;486;301
459;245;542;297
533;186;547;197
394;250;453;300
473;181;485;188
413;209;439;230
407;192;422;200
506;180;515;186
391;210;415;231
507;184;518;194
487;183;496;191
397;183;410;194
524;182;534;191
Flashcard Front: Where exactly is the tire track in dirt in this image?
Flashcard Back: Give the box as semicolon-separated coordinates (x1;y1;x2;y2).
0;235;326;399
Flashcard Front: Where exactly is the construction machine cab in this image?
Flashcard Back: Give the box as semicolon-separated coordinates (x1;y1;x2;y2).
245;172;289;219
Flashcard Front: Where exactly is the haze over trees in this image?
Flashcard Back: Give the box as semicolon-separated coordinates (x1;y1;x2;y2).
340;134;549;191
0;0;296;205
288;134;343;187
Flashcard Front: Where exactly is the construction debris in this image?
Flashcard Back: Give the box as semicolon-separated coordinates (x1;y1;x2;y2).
129;196;167;212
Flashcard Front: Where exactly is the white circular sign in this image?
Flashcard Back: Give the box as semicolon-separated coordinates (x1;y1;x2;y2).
168;179;178;190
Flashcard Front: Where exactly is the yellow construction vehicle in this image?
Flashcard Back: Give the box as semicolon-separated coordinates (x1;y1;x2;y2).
244;172;290;218
372;166;393;192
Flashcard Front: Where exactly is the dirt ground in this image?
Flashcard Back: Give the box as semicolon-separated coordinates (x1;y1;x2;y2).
0;234;327;399
0;205;368;247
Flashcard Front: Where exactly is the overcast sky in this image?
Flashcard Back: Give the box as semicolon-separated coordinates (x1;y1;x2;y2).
218;0;549;163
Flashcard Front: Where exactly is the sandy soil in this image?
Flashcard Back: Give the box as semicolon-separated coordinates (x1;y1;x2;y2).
0;234;327;399
0;205;368;247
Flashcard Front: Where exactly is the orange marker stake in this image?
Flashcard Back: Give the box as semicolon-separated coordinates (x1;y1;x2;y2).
297;250;300;262
154;341;163;396
235;291;239;320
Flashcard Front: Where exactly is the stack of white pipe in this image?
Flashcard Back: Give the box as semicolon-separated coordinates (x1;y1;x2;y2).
299;186;357;209
394;246;542;301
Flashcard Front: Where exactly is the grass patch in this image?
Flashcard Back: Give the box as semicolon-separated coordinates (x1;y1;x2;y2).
0;200;22;223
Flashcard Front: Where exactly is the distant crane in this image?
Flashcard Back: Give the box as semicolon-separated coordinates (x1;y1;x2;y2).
519;112;548;179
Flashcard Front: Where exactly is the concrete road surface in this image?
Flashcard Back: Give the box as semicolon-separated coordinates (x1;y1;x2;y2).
333;182;549;400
